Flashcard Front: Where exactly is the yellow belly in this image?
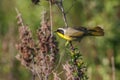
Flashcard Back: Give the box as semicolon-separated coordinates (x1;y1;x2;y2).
57;32;73;41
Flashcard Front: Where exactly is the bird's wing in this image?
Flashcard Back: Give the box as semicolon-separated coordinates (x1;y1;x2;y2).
65;27;85;37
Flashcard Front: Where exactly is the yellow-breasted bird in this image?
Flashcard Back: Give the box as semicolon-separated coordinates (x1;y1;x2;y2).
55;26;104;41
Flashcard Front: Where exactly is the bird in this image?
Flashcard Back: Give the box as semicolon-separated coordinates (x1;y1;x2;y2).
55;26;104;42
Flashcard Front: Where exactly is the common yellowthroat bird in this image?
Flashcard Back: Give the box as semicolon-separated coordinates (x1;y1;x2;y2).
55;26;104;41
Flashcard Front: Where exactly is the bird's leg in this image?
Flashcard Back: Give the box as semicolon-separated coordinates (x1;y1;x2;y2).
65;41;75;51
69;41;74;50
65;40;70;46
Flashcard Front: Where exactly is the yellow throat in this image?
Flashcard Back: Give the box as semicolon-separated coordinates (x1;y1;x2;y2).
56;32;72;41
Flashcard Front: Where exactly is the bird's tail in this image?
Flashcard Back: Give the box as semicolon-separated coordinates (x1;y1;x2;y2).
87;26;104;36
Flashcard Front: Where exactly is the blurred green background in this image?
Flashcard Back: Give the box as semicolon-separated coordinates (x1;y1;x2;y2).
0;0;120;80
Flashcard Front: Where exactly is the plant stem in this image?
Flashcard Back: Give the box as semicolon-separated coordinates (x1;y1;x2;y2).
56;0;68;27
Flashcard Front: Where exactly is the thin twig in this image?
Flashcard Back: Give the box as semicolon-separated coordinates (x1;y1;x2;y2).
15;8;24;27
49;1;54;74
49;0;53;36
55;0;68;27
65;0;77;14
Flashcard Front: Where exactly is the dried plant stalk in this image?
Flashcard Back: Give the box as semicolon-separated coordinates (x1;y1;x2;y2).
15;9;58;80
53;72;61;80
36;11;59;79
15;8;36;69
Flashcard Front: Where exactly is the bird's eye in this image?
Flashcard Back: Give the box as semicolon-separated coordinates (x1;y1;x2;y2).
57;29;64;34
56;29;60;32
